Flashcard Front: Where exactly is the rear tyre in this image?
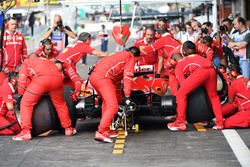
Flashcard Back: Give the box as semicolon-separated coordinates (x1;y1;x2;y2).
31;96;57;136
186;87;214;124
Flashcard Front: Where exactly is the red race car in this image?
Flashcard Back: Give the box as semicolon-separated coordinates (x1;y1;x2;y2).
14;65;228;136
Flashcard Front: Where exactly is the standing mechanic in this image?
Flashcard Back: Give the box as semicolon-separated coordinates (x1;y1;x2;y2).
140;19;181;78
35;39;59;60
0;72;21;135
89;46;140;143
0;17;28;85
134;26;158;66
167;41;224;131
56;32;108;94
13;53;76;141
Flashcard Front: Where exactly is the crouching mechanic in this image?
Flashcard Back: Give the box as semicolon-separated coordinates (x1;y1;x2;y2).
34;38;59;60
167;41;224;131
89;46;141;143
0;72;21;135
222;66;250;128
13;53;76;141
56;32;108;95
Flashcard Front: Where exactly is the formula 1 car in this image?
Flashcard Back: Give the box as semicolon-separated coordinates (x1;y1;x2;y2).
14;65;228;136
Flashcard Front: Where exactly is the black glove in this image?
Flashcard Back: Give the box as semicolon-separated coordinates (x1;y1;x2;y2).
155;73;161;78
123;97;132;106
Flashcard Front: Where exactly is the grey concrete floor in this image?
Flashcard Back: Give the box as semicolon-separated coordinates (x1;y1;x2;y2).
0;118;247;167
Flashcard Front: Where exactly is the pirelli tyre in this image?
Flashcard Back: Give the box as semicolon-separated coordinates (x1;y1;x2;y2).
186;86;214;124
14;86;77;136
14;96;57;136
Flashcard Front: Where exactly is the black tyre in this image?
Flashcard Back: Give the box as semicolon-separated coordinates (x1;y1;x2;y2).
186;87;214;124
31;96;57;136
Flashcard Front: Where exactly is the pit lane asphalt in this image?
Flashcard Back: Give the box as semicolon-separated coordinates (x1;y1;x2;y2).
1;36;249;167
1;118;249;167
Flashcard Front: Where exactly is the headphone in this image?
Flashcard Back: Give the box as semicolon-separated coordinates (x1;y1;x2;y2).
228;65;241;78
229;69;238;78
40;39;54;51
218;64;226;73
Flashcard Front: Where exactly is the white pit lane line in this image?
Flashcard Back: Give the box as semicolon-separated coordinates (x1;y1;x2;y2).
222;129;250;167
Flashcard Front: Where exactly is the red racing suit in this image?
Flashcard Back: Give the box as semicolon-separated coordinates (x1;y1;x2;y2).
0;78;21;135
141;33;181;60
196;42;214;61
164;51;181;96
175;54;223;126
140;33;181;75
165;43;214;95
134;37;158;65
56;41;95;91
223;76;250;128
0;31;28;84
18;57;72;131
197;40;224;61
211;40;224;60
89;51;136;133
35;47;59;59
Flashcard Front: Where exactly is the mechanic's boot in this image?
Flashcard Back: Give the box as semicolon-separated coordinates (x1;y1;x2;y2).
167;122;187;131
212;125;224;130
12;130;32;141
107;130;118;138
65;127;77;136
94;131;113;143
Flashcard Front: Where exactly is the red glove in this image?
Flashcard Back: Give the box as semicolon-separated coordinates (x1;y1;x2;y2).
6;110;16;121
74;81;85;92
70;91;80;103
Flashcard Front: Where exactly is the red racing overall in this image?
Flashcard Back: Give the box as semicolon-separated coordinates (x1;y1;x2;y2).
223;76;250;128
18;57;72;131
89;51;136;133
0;31;28;85
35;47;59;59
0;78;21;135
134;37;158;65
141;33;181;60
175;54;223;126
140;33;181;76
56;41;94;90
196;42;214;61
